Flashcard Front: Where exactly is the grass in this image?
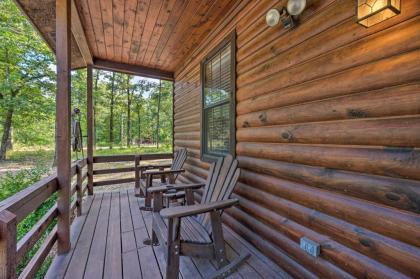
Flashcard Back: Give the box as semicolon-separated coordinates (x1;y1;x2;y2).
0;143;172;278
0;143;172;174
94;143;172;156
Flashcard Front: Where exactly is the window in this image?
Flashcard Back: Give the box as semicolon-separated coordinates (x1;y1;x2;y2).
201;32;236;161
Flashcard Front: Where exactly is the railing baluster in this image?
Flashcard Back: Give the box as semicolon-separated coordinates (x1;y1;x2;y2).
0;210;17;279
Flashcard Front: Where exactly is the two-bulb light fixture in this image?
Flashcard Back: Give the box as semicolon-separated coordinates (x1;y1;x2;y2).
266;0;306;29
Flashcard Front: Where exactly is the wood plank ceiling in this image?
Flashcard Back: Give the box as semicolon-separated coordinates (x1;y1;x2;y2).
14;0;237;73
75;0;237;72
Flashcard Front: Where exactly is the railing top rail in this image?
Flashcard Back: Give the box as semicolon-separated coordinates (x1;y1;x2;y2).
0;175;58;222
0;158;86;222
93;152;173;163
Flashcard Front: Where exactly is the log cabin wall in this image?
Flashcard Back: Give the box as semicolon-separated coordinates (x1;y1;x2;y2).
173;0;420;277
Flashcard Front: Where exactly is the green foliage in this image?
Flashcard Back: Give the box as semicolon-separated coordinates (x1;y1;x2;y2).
0;166;48;201
0;0;56;154
0;0;174;160
0;166;53;278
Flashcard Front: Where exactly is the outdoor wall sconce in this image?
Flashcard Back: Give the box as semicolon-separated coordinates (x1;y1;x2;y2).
266;0;306;29
357;0;401;27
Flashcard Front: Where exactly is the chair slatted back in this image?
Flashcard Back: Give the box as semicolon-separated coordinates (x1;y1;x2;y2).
171;148;187;171
197;154;240;232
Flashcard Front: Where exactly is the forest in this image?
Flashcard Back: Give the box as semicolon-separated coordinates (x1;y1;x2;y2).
0;0;173;165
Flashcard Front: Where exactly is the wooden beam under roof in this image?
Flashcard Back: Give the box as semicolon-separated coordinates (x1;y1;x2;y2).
71;0;92;65
93;58;174;81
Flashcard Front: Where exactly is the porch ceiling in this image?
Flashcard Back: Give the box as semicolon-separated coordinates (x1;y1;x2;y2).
14;0;238;73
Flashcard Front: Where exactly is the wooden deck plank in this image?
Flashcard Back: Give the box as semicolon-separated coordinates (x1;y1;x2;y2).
64;193;103;279
120;190;142;279
138;196;202;279
47;189;289;279
138;198;173;279
84;192;111;279
104;191;123;279
45;196;94;279
225;241;259;279
139;246;163;279
224;226;291;279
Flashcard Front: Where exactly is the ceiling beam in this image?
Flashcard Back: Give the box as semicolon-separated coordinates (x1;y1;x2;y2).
71;0;93;65
93;58;174;81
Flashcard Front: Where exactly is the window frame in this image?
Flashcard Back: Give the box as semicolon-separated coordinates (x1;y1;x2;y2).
200;31;236;162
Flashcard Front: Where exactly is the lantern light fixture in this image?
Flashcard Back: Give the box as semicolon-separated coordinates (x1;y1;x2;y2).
266;0;306;29
357;0;401;27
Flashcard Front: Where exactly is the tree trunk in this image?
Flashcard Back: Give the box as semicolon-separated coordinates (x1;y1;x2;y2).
109;72;115;149
126;77;131;147
120;114;124;147
156;80;161;149
0;48;13;161
0;107;14;160
5;127;12;151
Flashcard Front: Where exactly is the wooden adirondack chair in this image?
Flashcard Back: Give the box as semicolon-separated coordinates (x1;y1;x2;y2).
147;154;249;279
139;148;187;211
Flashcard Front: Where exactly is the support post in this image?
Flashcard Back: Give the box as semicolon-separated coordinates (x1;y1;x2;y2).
56;0;71;254
87;64;94;195
171;82;175;154
76;163;83;216
134;155;141;197
0;210;17;279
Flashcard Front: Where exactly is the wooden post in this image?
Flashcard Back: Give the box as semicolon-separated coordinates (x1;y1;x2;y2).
87;64;94;195
56;0;71;254
76;163;83;216
134;155;141;197
171;82;175;154
0;210;17;279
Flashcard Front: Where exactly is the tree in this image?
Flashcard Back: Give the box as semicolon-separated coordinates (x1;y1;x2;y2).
108;72;116;149
0;0;55;160
155;80;162;148
126;75;133;147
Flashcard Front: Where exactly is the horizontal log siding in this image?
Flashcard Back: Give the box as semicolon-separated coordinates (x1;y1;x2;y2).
173;0;420;277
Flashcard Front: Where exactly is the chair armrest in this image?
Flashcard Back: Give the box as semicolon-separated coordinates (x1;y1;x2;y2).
163;191;185;199
141;163;172;170
148;183;205;193
143;169;185;176
160;199;239;219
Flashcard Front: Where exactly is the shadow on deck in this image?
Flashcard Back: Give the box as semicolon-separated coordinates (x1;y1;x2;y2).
46;189;289;279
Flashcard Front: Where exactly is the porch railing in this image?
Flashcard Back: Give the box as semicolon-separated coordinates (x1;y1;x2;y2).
0;152;172;279
0;158;87;279
92;153;172;191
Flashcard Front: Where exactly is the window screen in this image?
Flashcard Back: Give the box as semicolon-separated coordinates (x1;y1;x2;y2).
201;33;235;160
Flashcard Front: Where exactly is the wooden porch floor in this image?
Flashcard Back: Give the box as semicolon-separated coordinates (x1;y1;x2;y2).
45;189;289;279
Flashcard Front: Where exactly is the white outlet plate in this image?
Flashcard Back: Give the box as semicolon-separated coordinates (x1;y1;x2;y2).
300;237;320;257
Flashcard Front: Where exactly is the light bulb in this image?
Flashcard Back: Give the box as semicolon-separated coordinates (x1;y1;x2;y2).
266;8;281;27
287;0;306;16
